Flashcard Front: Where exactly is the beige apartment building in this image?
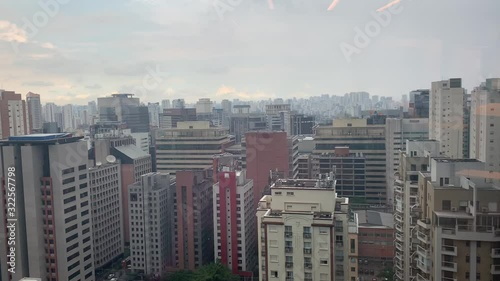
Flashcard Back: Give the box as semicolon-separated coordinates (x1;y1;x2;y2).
256;175;359;281
394;148;500;281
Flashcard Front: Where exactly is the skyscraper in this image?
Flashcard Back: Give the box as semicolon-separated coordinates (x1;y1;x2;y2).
0;133;95;281
148;102;161;128
129;173;174;277
470;78;500;181
212;162;257;277
98;94;150;133
26;92;42;132
429;78;465;158
174;170;214;270
0;90;30;139
62;104;74;131
409;89;430;118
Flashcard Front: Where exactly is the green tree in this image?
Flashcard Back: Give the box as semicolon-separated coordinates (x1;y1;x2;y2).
194;262;239;281
377;267;394;281
163;270;195;281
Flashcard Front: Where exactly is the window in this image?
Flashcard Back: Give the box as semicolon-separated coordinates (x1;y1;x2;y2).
270;255;278;262
270;271;278;278
442;200;451;211
319;227;328;234
275;191;282;195
320;259;328;265
466;255;470;263
476;256;480;263
286;192;294;196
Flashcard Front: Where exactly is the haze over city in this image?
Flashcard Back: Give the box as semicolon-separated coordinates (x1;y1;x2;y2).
1;0;500;104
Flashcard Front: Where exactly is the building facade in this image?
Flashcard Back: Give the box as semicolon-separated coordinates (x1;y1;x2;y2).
129;173;173;277
429;78;465;159
155;121;233;174
385;118;429;205
98;94;150;133
0;90;30;139
470;78;500;183
256;176;359;281
174;170;214;270
26;92;42;131
89;163;123;269
314;119;387;206
0;134;95;281
213;168;257;277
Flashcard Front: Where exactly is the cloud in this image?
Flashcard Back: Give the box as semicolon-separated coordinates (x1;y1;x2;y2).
85;84;102;89
40;42;55;49
215;85;274;100
22;81;54;87
0;21;27;43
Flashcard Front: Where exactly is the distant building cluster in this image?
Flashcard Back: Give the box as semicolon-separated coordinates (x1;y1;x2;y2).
0;77;499;281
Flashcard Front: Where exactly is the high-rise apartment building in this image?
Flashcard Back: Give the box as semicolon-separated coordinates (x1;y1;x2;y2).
148;102;161;128
314;119;387;206
172;99;185;109
44;102;58;123
89;162;123;269
229;112;267;143
409;89;430;118
297;154;312;179
98;94;150;133
470;78;500;181
155;121;233;174
393;140;441;281
245;131;289;205
256;176;359;281
213;164;257;277
161;99;171;111
62;104;74;131
26;92;42;132
412;158;500;281
385;118;429;205
287;136;299;179
430;78;466;158
265;104;291;132
174;170;214;270
0;134;94;281
129;172;174;277
0;90;30;139
290;113;315;135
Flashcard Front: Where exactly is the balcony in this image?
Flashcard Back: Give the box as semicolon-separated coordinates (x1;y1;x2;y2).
395;269;404;280
441;278;457;281
417;231;429;244
303;233;312;239
286;262;294;268
285;247;293;253
395;223;403;232
395;253;403;261
441;245;457;256
394;184;403;194
416;273;429;281
492;248;500;258
441;261;457;272
304;263;312;269
417;245;429;258
395;214;403;223
303;248;312;254
394;261;403;271
417;219;431;230
492;265;500;275
416;259;430;274
395;233;404;242
395;242;403;251
304;278;313;281
284;231;293;238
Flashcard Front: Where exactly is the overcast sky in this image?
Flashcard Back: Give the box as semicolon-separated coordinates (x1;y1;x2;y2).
0;0;499;104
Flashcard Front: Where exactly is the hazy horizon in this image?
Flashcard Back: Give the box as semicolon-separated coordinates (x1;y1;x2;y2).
1;0;499;104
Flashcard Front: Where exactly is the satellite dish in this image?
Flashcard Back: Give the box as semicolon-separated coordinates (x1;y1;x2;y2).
106;155;117;163
96;161;102;166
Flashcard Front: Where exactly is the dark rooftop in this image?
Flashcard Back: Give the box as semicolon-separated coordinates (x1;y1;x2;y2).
1;133;82;144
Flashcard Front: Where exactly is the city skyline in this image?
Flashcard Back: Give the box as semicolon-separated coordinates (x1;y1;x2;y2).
1;0;499;104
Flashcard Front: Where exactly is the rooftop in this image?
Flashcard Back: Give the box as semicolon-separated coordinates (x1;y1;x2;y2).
356;210;394;228
434;158;481;163
2;133;82;144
